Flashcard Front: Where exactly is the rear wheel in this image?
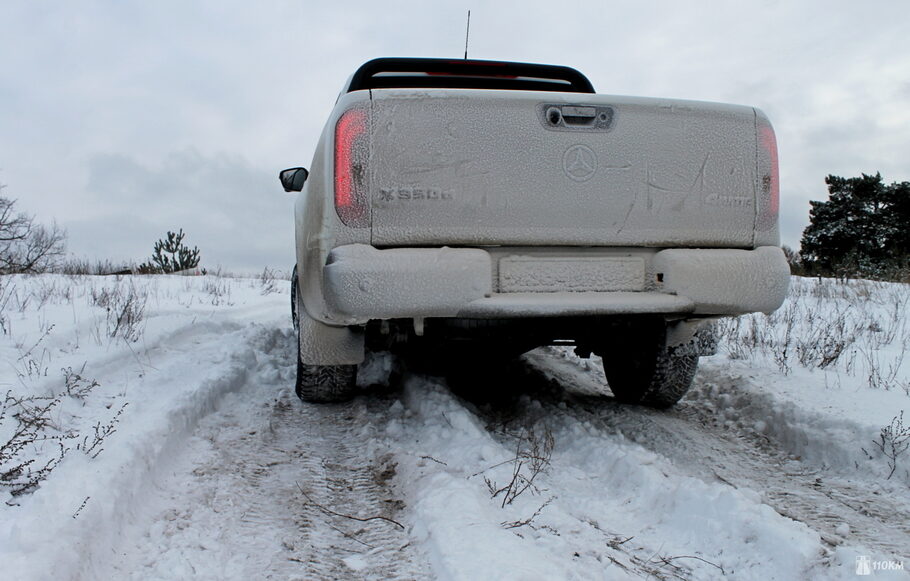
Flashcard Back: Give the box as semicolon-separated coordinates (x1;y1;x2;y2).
295;354;357;403
292;264;357;403
599;324;698;409
291;265;299;331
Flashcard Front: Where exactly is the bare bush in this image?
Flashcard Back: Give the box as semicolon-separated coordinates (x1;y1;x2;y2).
871;412;910;480
92;282;148;342
2;367;121;501
59;258;132;276
0;276;11;335
793;311;858;370
501;497;554;529
259;267;279;295
0;194;66;274
63;365;101;399
202;277;232;306
1;390;73;497
463;426;558;530
76;404;128;459
716;277;910;386
14;323;55;382
106;286;147;342
479;426;555;527
781;245;804;276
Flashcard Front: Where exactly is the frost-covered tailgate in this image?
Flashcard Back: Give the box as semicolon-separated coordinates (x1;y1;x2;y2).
369;90;759;247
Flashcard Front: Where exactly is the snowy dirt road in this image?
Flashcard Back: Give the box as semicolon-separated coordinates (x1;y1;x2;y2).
98;326;429;581
4;275;910;580
518;351;910;567
94;328;908;581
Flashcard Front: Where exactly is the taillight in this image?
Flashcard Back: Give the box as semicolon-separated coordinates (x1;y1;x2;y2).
334;108;369;227
756;114;779;233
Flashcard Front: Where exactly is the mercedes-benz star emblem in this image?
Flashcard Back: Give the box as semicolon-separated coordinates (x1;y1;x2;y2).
563;144;597;182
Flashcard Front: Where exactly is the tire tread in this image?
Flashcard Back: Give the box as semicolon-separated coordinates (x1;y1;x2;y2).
295;360;357;403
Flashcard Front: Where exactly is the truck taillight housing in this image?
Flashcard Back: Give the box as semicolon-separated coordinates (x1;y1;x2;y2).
334;108;370;227
756;116;779;233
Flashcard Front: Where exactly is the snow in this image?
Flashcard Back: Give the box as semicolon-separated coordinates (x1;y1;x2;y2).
498;255;645;292
390;378;824;580
698;276;910;484
323;244;491;320
653;246;790;315
369;91;761;249
1;274;288;579
2;273;909;580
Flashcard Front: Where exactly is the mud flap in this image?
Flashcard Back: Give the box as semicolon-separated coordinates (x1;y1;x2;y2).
296;292;365;366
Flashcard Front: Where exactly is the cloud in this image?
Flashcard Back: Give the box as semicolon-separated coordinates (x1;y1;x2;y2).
2;0;909;261
67;150;294;271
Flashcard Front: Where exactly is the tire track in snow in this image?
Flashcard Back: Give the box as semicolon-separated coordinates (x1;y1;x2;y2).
287;396;426;580
72;325;906;579
385;370;707;581
513;349;910;564
102;327;429;581
12;320;262;581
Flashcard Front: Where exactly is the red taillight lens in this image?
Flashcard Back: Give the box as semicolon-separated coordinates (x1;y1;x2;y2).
334;108;369;227
757;119;779;232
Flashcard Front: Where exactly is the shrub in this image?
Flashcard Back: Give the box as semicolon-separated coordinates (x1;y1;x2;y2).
137;229;200;274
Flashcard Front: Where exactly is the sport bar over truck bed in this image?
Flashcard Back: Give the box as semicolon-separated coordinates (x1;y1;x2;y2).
346;57;596;93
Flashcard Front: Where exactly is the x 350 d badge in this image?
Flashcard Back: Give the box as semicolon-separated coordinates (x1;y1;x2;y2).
378;187;453;202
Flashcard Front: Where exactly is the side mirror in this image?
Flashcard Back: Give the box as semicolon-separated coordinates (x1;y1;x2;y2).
279;167;309;192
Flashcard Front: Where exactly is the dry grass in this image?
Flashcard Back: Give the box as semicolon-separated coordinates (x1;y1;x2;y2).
716;277;910;394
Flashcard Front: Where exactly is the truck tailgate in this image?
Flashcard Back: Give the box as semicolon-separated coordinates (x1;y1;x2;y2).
369;90;758;248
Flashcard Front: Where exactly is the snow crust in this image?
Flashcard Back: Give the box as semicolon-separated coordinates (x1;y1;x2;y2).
498;256;645;292
653;246;790;315
323;244;491;320
369;91;761;249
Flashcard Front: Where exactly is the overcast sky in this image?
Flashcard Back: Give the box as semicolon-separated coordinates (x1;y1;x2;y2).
2;0;908;271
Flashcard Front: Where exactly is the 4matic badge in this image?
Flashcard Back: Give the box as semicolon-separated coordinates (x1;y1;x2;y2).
563;144;597;182
378;187;453;202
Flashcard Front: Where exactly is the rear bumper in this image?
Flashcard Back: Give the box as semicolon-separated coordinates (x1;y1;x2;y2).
322;244;789;323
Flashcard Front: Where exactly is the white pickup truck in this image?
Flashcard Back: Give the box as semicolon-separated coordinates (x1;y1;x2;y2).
281;58;789;407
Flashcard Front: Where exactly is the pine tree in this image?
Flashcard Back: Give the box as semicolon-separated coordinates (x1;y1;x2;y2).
138;229;200;274
800;173;910;278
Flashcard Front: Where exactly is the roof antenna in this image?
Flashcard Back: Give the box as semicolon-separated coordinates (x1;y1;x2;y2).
464;10;471;60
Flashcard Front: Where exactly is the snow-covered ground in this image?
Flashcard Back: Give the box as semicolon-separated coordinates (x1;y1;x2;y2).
1;273;908;580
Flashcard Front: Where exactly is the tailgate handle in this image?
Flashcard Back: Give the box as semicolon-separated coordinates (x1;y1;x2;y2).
560;106;596;125
540;104;613;131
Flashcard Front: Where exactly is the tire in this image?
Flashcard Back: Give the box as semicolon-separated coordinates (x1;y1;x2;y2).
291;264;357;403
291;265;299;332
600;331;698;409
295;354;357;403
